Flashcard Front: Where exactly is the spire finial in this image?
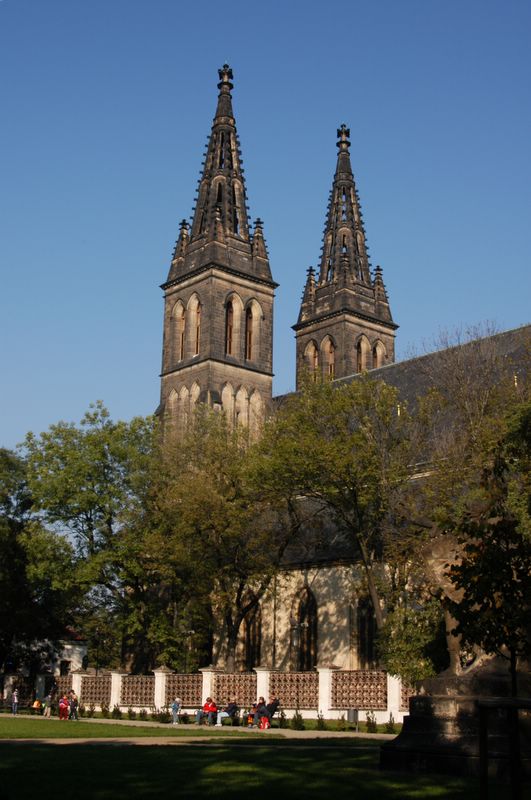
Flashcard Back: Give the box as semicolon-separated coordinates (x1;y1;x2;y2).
337;124;350;152
218;64;234;92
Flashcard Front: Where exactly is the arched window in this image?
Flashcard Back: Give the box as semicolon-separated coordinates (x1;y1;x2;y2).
244;603;262;672
356;336;370;373
171;301;186;363
194;302;201;355
304;341;319;380
356;341;362;373
235;386;249;427
291;587;318;672
321;337;335;380
245;307;253;361
372;341;386;369
225;301;234;355
357;596;376;669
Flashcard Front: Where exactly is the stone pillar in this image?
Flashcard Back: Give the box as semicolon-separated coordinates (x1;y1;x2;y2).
154;667;171;711
317;666;340;717
199;667;216;704
387;673;402;720
253;667;271;701
110;671;127;709
71;671;83;697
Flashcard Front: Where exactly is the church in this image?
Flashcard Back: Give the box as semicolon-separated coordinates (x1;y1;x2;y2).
157;65;528;675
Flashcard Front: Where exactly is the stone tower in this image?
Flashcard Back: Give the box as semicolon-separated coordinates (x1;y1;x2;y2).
293;125;397;388
159;65;276;432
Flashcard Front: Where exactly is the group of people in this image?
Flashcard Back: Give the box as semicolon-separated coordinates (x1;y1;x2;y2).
193;694;280;728
58;690;79;720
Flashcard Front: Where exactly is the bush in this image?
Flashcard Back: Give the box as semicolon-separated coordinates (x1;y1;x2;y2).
127;707;137;720
290;710;305;730
111;704;123;720
278;710;288;729
385;712;397;734
366;710;378;733
336;714;347;731
86;704;95;719
78;704;85;718
138;708;148;721
179;711;189;724
157;708;171;724
100;703;110;719
316;712;327;731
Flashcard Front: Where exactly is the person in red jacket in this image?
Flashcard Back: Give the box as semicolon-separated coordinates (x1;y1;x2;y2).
195;697;217;725
58;695;70;720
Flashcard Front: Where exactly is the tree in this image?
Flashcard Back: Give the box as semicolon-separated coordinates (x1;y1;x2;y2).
446;401;531;695
253;375;427;630
153;407;309;672
23;402;156;670
0;448;76;672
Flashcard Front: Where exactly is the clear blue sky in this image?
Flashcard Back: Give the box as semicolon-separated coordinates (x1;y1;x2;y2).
1;0;530;448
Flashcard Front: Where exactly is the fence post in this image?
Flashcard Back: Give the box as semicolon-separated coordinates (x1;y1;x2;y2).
317;666;338;717
199;667;216;704
153;667;171;710
253;667;270;701
387;673;402;721
110;671;127;708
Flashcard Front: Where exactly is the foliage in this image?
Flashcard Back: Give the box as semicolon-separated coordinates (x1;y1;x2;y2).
378;598;447;685
278;709;288;728
335;714;347;731
138;708;148;721
365;711;378;733
290;709;305;730
385;713;396;734
127;707;136;720
316;712;327;730
100;702;110;718
111;704;123;719
86;704;95;718
446;403;531;694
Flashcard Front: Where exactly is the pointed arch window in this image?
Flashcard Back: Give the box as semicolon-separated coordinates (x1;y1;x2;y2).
244;603;262;672
304;341;319;380
327;340;335;379
225;301;234;355
291;587;318;672
194;302;201;356
245;307;253;361
356;341;362;373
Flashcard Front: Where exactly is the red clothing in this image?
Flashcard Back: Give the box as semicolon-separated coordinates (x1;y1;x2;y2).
202;701;217;714
59;697;69;720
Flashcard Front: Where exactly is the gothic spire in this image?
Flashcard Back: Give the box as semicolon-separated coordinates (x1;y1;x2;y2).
189;63;250;244
318;124;372;286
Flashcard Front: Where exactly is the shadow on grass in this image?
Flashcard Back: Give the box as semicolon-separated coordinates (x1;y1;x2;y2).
0;744;511;800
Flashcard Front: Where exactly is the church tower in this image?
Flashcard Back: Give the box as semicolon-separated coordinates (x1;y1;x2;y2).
159;66;276;431
293;125;397;388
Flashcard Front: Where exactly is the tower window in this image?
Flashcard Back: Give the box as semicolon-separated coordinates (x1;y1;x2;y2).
327;341;335;379
225;301;234;355
194;302;201;355
218;133;225;168
245;307;253;360
216;183;223;205
356;341;362;373
232;186;239;235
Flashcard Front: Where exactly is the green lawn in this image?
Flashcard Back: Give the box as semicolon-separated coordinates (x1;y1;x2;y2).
0;718;517;799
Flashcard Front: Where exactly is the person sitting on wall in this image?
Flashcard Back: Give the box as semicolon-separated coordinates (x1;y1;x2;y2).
215;697;239;726
246;704;257;727
253;696;268;727
196;697;217;725
266;695;280;720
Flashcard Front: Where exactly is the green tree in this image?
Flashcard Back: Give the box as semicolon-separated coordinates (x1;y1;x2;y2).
0;448;76;672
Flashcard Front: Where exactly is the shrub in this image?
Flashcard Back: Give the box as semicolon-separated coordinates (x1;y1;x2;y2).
100;703;110;719
127;707;137;720
78;704;85;718
385;712;397;734
138;708;148;721
86;704;95;719
278;710;288;729
290;710;305;730
150;708;159;722
111;704;123;720
180;711;189;724
336;714;347;731
316;712;327;731
366;710;378;733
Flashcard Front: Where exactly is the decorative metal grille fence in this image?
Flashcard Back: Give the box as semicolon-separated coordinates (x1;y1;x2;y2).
165;674;203;708
331;670;387;710
120;675;155;707
54;675;73;697
213;673;257;707
400;682;416;712
11;676;35;705
269;672;318;709
80;675;111;706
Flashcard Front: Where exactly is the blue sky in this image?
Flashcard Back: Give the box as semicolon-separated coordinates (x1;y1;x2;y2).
1;0;530;448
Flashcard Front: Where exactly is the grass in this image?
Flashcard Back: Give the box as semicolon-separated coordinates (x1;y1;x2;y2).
0;742;509;800
0;716;252;739
0;718;516;800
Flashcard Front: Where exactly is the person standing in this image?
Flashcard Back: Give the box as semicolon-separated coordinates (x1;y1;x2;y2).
171;697;182;725
59;694;69;720
43;693;52;718
11;689;19;715
69;690;79;720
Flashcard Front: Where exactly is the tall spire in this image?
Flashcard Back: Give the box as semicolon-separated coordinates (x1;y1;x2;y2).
164;64;272;285
318;124;371;286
